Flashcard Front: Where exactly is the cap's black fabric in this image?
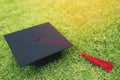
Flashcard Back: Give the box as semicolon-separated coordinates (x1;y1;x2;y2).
4;22;72;67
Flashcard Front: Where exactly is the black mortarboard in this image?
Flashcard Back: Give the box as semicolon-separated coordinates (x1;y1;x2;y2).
4;22;72;67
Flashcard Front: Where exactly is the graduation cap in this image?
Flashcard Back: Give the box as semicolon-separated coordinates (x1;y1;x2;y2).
4;22;73;67
4;22;114;73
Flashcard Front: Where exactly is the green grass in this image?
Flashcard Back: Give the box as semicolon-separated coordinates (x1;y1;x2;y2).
0;0;120;80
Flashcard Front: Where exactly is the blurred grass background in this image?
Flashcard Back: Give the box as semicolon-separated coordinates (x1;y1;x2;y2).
0;0;120;80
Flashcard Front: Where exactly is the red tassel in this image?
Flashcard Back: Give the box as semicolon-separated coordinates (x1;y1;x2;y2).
81;52;114;73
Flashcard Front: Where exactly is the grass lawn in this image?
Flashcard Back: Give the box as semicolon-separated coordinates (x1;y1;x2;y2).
0;0;120;80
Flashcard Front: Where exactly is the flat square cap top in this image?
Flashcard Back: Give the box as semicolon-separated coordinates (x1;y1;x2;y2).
4;22;72;67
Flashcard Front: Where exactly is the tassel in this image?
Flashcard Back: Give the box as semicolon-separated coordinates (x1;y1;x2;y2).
81;52;114;73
